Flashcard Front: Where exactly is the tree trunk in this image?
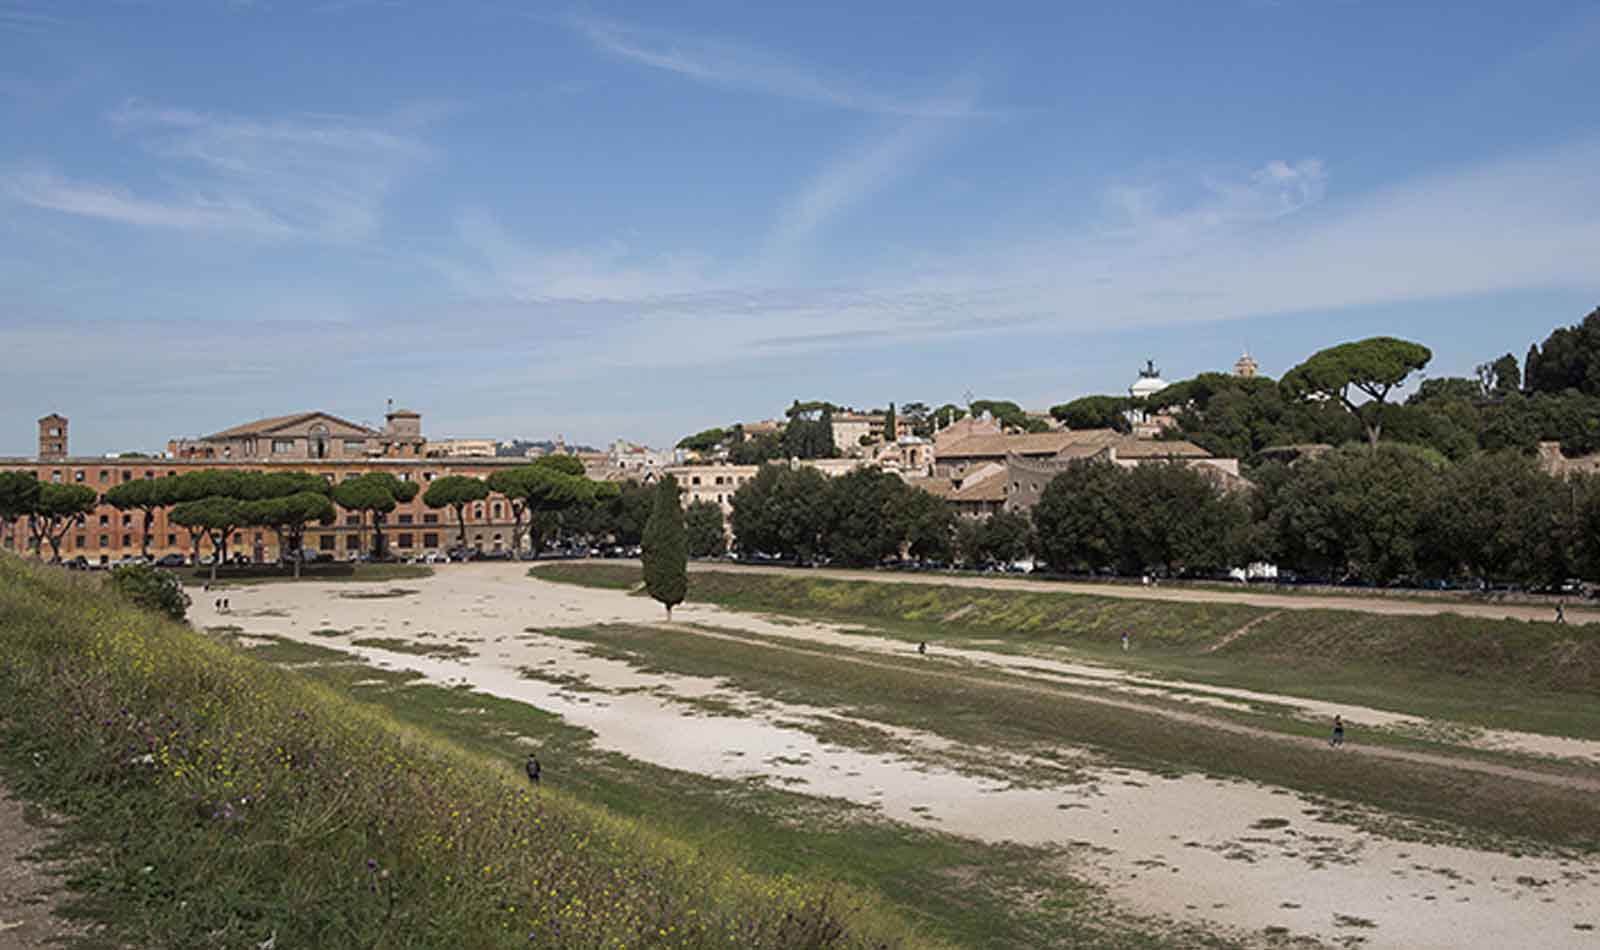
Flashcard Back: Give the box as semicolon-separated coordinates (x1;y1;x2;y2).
665;603;672;622
46;524;64;563
455;505;469;551
373;512;385;560
141;509;153;558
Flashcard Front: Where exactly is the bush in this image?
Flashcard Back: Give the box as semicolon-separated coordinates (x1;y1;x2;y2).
107;563;190;621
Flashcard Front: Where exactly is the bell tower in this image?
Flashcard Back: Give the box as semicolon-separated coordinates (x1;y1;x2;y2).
38;414;68;460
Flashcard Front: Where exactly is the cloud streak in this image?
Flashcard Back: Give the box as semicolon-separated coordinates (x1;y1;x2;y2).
0;101;437;241
568;14;989;118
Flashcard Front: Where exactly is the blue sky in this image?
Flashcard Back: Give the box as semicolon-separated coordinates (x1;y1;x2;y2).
2;0;1598;455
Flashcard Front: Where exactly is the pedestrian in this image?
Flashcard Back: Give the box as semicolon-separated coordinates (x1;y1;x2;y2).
1557;601;1567;624
525;753;541;789
1121;631;1130;652
224;597;231;612
1330;715;1345;748
917;641;927;655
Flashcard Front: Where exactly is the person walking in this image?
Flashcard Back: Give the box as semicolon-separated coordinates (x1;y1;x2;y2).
917;641;927;656
1120;631;1130;652
1330;715;1345;748
1557;601;1567;624
525;753;541;789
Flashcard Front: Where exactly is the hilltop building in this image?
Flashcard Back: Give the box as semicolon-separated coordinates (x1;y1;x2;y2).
168;407;426;461
1234;352;1259;378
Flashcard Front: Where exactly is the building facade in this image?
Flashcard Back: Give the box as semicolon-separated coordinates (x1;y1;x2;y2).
169;407;427;461
3;413;569;565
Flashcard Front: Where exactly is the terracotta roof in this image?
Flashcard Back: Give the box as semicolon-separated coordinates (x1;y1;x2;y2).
1110;439;1211;459
907;465;1008;503
937;428;1122;459
201;411;377;440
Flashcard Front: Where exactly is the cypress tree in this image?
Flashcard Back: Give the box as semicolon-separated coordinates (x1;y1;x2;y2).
641;475;688;620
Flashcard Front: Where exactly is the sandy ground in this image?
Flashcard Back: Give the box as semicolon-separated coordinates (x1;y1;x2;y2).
197;565;1600;949
0;785;97;950
692;561;1600;625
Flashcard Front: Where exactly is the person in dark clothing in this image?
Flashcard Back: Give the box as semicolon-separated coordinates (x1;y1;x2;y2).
1330;715;1345;748
1557;601;1567;624
525;754;541;788
917;641;927;655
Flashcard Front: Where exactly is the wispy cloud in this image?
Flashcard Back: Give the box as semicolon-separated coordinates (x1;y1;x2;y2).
763;98;972;272
568;14;989;118
0;168;293;235
104;100;435;241
0;3;66;33
0;101;437;240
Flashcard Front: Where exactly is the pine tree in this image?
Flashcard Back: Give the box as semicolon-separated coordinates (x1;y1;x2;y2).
884;402;897;444
641;475;688;620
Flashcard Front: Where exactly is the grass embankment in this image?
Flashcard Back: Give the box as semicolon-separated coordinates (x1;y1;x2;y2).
529;564;1600;738
0;556;926;950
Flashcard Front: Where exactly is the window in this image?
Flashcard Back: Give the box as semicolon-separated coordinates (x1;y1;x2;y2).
99;514;109;526
166;534;176;545
74;535;85;548
254;532;263;543
51;471;61;483
74;470;84;482
122;470;132;482
424;472;435;481
48;426;60;437
272;439;295;454
345;515;361;526
398;514;413;525
232;533;242;545
319;534;335;551
346;535;361;550
491;502;502;517
122;514;132;527
473;504;484;519
691;476;701;486
423;513;438;524
397;533;413;548
99;470;110;482
99;534;109;546
344;439;365;452
714;476;724;485
121;534;131;546
423;532;439;548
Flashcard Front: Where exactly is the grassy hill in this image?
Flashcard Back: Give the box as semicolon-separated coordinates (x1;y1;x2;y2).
0;556;929;950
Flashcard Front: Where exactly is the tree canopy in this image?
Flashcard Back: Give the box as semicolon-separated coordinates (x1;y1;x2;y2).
422;475;490;551
1280;337;1432;450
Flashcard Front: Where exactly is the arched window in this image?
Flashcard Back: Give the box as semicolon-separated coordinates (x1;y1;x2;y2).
309;424;330;460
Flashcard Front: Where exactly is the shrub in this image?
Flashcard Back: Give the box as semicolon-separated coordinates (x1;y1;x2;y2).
107;563;190;621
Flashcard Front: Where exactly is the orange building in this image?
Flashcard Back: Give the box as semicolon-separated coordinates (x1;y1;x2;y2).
2;413;579;565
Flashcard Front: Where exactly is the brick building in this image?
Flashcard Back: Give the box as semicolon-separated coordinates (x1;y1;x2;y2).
2;413;568;565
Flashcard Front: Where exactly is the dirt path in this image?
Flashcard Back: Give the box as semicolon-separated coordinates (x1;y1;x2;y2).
690;562;1600;624
0;784;92;950
1206;610;1283;652
662;622;1600;794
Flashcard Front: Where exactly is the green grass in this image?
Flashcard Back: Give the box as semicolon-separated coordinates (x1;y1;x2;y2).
271;652;1218;950
349;636;476;659
180;563;434;586
0;555;937;950
530;562;642;590
530;564;1600;738
538;622;1600;853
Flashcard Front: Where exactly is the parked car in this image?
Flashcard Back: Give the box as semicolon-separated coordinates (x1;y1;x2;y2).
63;555;91;570
477;549;512;561
155;553;188;568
